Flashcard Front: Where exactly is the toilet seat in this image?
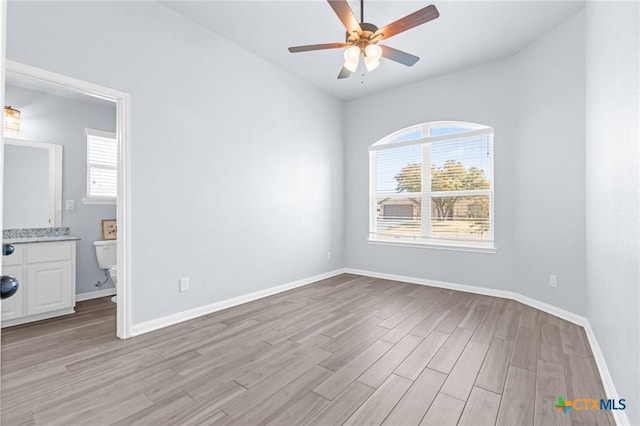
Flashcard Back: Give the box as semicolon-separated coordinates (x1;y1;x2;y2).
108;265;117;282
108;265;118;304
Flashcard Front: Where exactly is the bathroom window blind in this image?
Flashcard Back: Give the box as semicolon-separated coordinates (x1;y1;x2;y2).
86;129;117;200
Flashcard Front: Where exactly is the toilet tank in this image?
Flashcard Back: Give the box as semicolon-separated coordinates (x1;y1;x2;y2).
93;240;117;269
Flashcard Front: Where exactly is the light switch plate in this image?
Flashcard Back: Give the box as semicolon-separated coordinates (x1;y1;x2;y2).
65;200;75;211
179;278;190;292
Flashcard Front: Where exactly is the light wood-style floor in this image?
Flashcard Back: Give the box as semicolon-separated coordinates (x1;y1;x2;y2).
1;274;614;425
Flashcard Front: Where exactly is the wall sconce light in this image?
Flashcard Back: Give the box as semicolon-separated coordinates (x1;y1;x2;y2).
4;106;20;132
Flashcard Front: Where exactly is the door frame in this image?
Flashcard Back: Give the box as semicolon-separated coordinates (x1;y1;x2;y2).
3;60;132;338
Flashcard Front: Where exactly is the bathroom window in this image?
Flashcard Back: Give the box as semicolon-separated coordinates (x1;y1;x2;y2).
369;121;495;252
84;129;117;205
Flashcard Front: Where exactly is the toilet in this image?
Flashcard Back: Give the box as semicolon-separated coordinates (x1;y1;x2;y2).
93;240;117;303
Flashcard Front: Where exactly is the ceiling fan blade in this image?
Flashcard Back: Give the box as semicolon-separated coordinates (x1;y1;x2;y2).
380;45;420;66
288;42;347;53
377;4;439;40
327;0;362;35
337;66;352;79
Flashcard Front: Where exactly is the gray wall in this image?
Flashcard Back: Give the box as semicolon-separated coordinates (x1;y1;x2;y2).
5;84;117;295
585;2;639;424
344;55;517;291
6;1;345;324
510;11;586;315
344;11;588;316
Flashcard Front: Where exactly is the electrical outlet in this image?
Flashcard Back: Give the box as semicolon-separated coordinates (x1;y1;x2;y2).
327;251;331;260
549;274;557;288
65;200;75;211
179;277;190;292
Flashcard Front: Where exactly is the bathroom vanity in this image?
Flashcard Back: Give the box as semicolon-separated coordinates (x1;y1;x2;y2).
2;229;79;327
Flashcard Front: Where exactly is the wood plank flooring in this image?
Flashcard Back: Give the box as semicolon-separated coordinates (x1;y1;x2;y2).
1;274;614;425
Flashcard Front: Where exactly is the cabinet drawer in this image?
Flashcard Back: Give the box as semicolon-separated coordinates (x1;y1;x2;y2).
26;242;73;264
3;244;24;266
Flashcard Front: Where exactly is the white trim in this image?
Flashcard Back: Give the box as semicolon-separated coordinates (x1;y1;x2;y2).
130;269;345;337
82;197;116;206
75;288;116;302
375;192;421;200
367;238;497;253
343;268;628;426
369;150;377;235
5;60;132;339
421;143;432;238
430;189;492;198
3;137;63;227
369;127;494;151
115;93;131;338
2;308;75;328
370;122;494;250
0;0;6;304
86;128;116;139
582;324;629;426
375;189;491;200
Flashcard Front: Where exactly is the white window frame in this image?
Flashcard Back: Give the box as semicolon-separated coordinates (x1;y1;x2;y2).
369;121;496;253
83;128;117;205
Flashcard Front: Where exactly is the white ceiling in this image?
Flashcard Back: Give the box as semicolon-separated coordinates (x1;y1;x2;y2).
161;1;585;101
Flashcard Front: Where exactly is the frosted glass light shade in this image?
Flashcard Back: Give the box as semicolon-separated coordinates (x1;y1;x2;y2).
344;58;359;72
343;46;360;72
344;46;360;61
365;44;382;61
365;57;380;72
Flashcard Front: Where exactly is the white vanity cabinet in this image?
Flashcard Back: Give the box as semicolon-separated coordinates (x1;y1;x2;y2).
1;240;76;327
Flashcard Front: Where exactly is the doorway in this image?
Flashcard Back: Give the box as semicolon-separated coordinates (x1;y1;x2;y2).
2;61;131;338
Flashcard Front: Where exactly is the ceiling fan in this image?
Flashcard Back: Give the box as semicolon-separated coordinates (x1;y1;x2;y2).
288;0;440;79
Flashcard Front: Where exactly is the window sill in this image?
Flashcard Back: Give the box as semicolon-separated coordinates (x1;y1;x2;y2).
82;197;116;206
367;238;497;254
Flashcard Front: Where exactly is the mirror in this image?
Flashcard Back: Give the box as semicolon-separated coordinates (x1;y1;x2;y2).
3;138;63;229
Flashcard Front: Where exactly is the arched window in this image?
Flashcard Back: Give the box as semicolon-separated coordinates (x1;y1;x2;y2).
369;121;495;251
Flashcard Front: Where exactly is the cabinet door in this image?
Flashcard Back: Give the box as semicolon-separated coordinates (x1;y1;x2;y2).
27;261;73;315
1;265;26;321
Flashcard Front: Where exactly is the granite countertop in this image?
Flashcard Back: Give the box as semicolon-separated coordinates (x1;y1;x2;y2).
3;227;81;244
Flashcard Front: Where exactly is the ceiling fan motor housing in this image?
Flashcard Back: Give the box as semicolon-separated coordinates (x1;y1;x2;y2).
346;22;380;51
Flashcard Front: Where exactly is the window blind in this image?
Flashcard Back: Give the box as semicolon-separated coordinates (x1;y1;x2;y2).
370;123;494;246
87;129;117;199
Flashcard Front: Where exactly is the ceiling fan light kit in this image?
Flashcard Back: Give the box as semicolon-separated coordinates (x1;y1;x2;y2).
288;0;439;79
343;45;360;72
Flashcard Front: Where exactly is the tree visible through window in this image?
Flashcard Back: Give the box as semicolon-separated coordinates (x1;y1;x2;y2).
370;122;494;247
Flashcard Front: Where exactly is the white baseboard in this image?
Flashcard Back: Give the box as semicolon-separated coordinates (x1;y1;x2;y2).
345;267;629;426
125;265;627;425
75;288;116;302
581;322;630;426
2;308;75;328
130;268;346;337
346;268;586;323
